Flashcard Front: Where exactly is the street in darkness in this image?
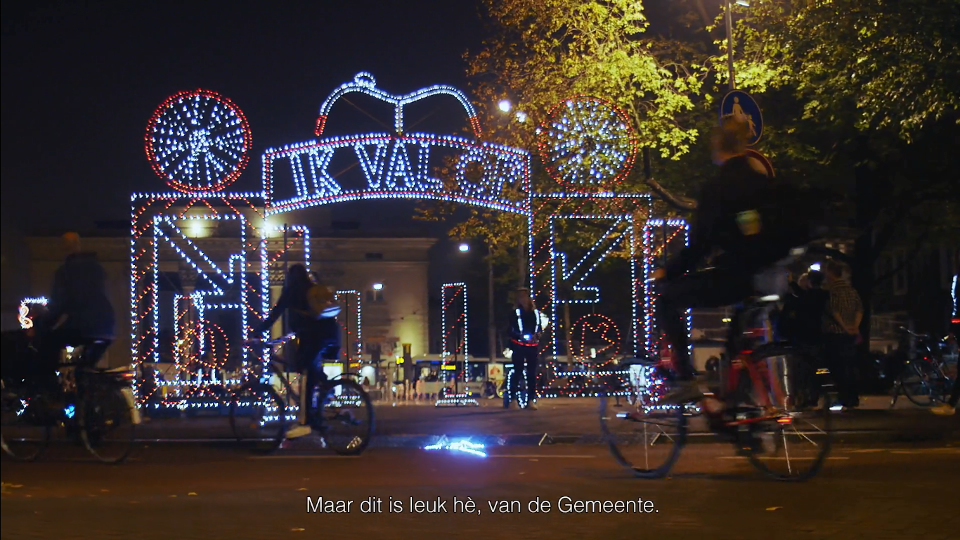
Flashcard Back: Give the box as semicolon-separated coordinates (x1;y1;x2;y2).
3;441;958;540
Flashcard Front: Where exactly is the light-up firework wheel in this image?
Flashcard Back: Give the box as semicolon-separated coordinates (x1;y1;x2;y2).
145;89;252;193
537;96;638;187
572;314;622;360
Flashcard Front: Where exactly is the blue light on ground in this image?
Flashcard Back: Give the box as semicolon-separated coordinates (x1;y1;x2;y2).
423;436;487;458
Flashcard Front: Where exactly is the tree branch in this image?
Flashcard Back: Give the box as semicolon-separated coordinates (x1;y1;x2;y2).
645;177;698;211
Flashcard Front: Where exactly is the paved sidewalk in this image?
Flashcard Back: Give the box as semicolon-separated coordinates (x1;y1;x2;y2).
135;395;959;446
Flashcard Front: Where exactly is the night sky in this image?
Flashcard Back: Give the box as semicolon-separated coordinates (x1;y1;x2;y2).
1;0;481;227
1;0;482;309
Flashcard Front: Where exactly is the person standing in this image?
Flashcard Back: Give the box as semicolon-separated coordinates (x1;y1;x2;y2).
931;261;958;416
508;287;546;410
822;260;863;410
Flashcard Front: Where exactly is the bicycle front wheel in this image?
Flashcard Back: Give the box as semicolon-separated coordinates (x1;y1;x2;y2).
0;383;51;462
228;383;286;453
745;347;834;482
314;380;373;455
79;383;136;464
599;380;687;479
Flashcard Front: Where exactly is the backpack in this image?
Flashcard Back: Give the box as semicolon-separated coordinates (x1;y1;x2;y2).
305;284;340;319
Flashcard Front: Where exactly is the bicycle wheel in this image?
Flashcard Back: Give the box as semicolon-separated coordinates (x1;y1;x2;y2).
314;379;373;455
901;362;936;406
228;383;286;453
78;382;136;464
0;382;51;461
745;347;833;482
599;372;687;479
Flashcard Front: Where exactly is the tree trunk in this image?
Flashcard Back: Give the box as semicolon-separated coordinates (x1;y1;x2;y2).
852;137;881;363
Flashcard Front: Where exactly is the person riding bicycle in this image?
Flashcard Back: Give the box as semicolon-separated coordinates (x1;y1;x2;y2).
256;264;339;438
654;117;824;405
38;232;116;387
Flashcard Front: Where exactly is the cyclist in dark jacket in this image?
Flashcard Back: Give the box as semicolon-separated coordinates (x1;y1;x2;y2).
655;117;823;404
47;233;115;341
40;233;115;377
257;264;338;438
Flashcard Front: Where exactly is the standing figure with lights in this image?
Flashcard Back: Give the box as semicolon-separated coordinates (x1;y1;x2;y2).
508;288;548;410
257;264;340;439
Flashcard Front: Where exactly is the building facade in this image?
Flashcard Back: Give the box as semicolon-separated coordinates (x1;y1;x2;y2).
24;228;434;369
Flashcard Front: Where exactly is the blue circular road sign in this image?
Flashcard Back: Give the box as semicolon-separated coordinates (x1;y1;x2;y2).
719;90;763;146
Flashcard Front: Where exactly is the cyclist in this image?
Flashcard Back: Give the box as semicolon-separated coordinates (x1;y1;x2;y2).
654;117;824;405
39;232;115;384
256;264;338;438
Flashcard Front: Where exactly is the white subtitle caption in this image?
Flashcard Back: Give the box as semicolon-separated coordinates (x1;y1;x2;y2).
306;496;658;515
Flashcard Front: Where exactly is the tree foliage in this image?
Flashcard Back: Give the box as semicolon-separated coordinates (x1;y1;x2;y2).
416;0;716;265
738;0;960;142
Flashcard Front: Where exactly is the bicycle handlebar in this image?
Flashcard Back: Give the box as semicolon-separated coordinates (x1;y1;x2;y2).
243;334;296;347
897;326;930;339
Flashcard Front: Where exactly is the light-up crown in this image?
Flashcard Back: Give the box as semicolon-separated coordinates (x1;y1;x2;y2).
314;72;481;138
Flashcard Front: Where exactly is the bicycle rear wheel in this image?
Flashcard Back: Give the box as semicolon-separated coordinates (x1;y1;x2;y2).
599;372;687;479
744;347;834;481
901;362;937;406
229;383;286;453
314;379;373;455
0;383;51;461
79;382;136;464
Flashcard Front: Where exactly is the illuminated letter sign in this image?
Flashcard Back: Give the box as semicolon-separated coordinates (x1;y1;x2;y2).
262;73;530;216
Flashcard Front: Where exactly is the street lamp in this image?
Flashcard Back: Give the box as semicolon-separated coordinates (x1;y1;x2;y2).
372;283;383;291
724;1;751;91
497;99;512;113
458;243;470;252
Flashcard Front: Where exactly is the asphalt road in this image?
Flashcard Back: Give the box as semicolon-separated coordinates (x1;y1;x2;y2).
2;441;957;540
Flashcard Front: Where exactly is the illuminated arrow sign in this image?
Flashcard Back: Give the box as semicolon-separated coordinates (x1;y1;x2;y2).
152;216;248;361
551;216;633;304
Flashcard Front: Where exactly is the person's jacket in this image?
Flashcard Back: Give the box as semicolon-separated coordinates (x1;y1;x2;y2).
259;280;312;334
665;155;822;280
48;252;115;339
510;305;544;346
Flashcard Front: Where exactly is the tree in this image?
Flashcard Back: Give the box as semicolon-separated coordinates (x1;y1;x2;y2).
418;0;718;265
735;0;960;347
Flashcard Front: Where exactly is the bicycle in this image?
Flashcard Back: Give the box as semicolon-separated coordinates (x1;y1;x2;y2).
600;290;836;482
231;336;373;455
889;327;955;407
1;335;139;464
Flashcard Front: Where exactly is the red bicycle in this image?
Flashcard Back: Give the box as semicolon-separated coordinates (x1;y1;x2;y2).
600;295;836;481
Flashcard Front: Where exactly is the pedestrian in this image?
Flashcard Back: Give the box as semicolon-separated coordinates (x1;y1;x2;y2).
39;232;116;384
256;263;339;438
931;376;958;416
507;287;546;410
822;260;863;410
931;262;958;416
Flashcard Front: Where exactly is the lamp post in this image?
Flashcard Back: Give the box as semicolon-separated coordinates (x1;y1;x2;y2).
725;1;735;91
725;1;751;91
